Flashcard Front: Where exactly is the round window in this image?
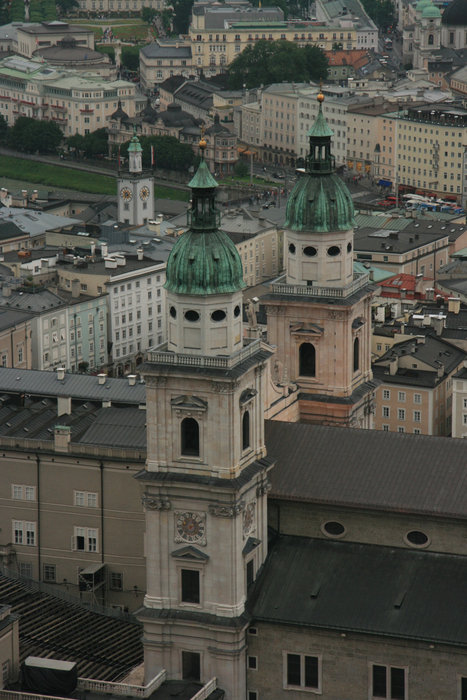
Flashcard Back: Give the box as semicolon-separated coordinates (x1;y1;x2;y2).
322;521;346;538
234;305;241;317
289;243;296;254
169;306;177;319
185;309;200;322
303;246;317;257
327;246;340;257
211;309;226;322
347;242;352;253
406;530;429;547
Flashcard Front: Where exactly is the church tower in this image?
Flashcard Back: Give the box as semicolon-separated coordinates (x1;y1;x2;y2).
137;141;274;698
117;127;155;226
263;92;376;428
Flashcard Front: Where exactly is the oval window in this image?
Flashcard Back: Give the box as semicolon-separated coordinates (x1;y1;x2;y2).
327;246;340;257
234;305;241;317
185;310;200;322
169;306;177;319
289;243;296;254
303;246;317;257
406;530;429;547
211;309;226;322
322;521;345;537
347;242;352;253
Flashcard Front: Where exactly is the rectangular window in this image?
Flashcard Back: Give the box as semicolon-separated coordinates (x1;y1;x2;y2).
248;656;257;670
460;676;467;700
181;569;200;604
182;651;201;681
413;410;421;422
74;491;98;507
284;653;320;690
398;391;406;402
414;393;422;404
383;406;390;418
43;564;56;582
73;526;99;552
383;389;390;400
12;484;36;500
13;520;36;546
371;664;406;699
110;572;123;590
398;409;405;420
19;562;32;578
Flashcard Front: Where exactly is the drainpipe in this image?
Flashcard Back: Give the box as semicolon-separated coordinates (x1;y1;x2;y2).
36;454;41;580
100;460;105;605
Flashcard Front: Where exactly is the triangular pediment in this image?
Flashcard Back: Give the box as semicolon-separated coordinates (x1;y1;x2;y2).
171;546;209;562
290;322;324;335
171;395;208;410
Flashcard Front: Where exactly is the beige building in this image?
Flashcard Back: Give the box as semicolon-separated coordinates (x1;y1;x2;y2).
15;21;94;59
0;309;33;370
452;360;467;437
0;56;137;136
373;334;466;435
0;605;19;689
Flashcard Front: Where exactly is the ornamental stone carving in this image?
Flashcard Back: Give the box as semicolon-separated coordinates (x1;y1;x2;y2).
142;495;171;511
211;382;232;393
209;500;245;518
256;479;272;497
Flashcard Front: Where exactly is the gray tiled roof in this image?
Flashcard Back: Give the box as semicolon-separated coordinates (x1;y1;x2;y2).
141;43;191;59
250;535;467;645
79;406;147;448
265;420;467;519
0;367;146;404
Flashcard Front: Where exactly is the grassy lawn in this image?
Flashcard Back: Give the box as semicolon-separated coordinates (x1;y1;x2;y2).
68;18;150;42
0;156;190;201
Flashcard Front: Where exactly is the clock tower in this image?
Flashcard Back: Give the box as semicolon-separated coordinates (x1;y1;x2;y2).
137;141;274;698
117;127;155;226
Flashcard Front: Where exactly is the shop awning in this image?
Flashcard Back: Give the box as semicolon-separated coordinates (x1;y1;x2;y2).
378;179;392;187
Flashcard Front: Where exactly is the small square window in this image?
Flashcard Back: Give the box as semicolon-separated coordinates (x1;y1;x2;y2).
248;656;257;670
43;564;56;582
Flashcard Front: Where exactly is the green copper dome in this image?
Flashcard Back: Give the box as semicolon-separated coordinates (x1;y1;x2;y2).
286;95;355;233
422;2;441;18
128;125;142;153
165;148;245;296
416;0;430;12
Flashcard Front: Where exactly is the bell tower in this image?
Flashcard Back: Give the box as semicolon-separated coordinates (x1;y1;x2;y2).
117;127;155;226
137;141;274;698
263;92;376;428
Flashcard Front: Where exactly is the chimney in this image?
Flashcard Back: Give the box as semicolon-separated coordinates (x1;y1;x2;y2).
57;395;71;416
448;297;461;314
104;257;118;269
115;254;126;267
415;273;424;295
128;374;137;386
31;190;38;201
97;373;107;385
71;279;80;298
102;399;112;408
416;335;425;344
101;242;108;257
437;364;444;379
426;287;434;301
54;425;71;453
137;247;144;261
56;366;65;380
432;315;445;336
90;242;96;257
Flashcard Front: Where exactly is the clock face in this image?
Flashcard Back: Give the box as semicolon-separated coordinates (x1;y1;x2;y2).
120;187;133;201
243;502;256;537
176;511;206;545
139;185;150;201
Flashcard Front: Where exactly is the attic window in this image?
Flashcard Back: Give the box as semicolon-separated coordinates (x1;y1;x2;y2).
303;246;317;257
185;310;200;322
211;309;226;322
405;530;429;548
327;246;340;257
322;521;346;538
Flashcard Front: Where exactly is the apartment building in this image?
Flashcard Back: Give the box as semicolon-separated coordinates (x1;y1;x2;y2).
373;334;465;435
0;286;108;372
78;0;165;14
140;39;192;89
315;0;378;49
15;22;94;59
0;309;33;370
0;56;137;136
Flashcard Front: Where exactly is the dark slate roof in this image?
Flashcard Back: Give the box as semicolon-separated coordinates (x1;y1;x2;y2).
0;221;26;240
79;406;147;448
0;367;146;404
0;288;64;313
157;103;199;127
354;227;449;254
0;571;142;681
141;43;192;59
0;307;33;330
250;535;467;646
442;0;467;25
158;75;187;94
265;420;467;519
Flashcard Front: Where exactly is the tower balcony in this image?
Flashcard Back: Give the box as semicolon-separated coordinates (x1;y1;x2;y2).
147;337;262;369
271;271;370;300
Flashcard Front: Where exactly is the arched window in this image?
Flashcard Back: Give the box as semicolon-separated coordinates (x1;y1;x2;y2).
242;411;250;450
428;34;434;45
299;343;316;377
181;417;199;456
353;337;360;372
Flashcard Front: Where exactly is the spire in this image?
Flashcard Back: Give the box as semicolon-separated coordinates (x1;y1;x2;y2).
305;90;335;175
187;134;219;231
128;125;142;174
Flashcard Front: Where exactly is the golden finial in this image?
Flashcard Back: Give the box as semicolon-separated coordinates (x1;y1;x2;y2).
199;125;207;150
317;79;324;103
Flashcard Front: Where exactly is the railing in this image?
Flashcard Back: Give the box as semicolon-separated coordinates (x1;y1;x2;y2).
272;272;370;300
191;678;217;700
77;670;167;698
148;338;262;370
0;691;69;700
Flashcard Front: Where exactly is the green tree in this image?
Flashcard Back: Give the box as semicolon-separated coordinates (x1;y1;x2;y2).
171;0;193;34
0;114;8;144
121;134;194;172
8;117;62;154
55;0;79;13
234;161;249;178
142;6;157;23
360;0;395;30
228;40;328;89
96;45;115;64
121;45;140;72
10;0;25;21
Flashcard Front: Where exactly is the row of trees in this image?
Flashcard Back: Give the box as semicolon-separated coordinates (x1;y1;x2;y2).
360;0;396;30
228;40;329;89
0;116;195;172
